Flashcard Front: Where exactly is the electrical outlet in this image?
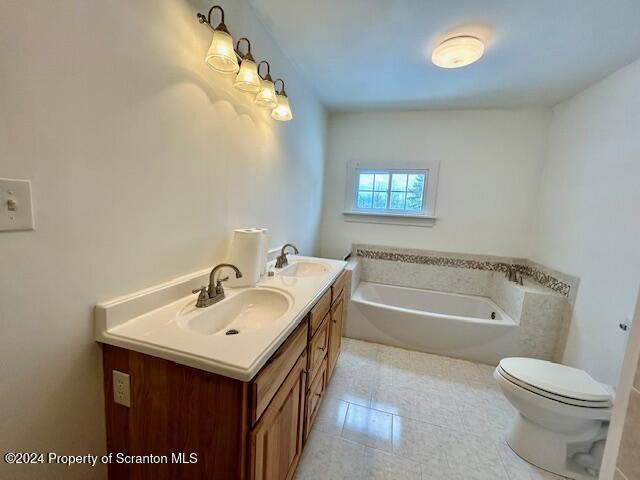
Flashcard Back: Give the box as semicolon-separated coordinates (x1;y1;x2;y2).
112;370;131;407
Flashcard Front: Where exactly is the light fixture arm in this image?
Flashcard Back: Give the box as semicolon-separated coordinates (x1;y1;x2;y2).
274;78;288;97
197;5;230;34
257;60;273;81
236;37;254;61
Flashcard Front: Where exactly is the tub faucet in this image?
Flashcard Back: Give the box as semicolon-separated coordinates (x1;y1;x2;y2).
192;263;242;308
275;243;299;269
505;265;524;285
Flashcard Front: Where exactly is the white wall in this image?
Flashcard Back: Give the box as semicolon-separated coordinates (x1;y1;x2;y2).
319;65;640;386
0;1;325;479
531;59;640;386
319;108;551;259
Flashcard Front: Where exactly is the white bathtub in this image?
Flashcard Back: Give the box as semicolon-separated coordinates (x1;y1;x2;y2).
347;282;519;365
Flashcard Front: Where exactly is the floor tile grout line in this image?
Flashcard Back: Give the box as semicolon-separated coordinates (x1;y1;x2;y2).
338;401;351;437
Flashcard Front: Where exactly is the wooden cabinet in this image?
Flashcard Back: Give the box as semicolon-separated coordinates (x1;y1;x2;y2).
250;351;307;480
307;315;329;382
304;357;327;440
308;288;331;337
327;292;344;380
102;269;347;480
251;321;308;425
102;345;251;480
331;271;346;301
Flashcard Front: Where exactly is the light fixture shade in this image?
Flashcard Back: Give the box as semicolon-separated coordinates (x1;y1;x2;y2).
205;30;239;73
432;36;485;69
234;59;261;93
272;94;293;121
255;79;278;108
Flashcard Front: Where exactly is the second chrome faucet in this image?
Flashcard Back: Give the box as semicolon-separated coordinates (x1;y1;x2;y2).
275;243;299;269
192;263;243;308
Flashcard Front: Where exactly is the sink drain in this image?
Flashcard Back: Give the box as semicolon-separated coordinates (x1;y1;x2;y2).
225;329;239;335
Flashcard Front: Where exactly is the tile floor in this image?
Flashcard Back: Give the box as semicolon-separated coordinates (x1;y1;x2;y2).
295;338;567;480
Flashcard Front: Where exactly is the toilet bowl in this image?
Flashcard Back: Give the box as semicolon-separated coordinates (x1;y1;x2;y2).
494;358;613;480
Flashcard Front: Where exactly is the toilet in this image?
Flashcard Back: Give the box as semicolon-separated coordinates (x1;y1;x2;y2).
494;358;613;480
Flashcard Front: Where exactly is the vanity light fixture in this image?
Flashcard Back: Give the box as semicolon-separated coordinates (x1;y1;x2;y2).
272;79;293;121
197;4;293;121
255;61;278;109
233;38;261;93
197;5;239;73
432;35;485;68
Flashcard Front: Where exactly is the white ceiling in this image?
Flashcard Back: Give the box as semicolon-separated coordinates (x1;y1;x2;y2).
248;0;640;110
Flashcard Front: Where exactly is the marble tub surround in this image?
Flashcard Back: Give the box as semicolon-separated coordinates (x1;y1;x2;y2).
345;256;361;296
349;245;572;362
294;338;567;480
354;243;578;301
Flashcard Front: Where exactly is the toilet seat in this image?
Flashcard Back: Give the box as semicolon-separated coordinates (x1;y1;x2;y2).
497;358;613;408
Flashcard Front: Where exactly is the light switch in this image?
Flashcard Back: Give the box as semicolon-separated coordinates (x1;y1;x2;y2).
0;178;34;231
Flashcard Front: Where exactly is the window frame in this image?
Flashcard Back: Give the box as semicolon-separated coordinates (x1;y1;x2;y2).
353;169;428;215
343;161;439;227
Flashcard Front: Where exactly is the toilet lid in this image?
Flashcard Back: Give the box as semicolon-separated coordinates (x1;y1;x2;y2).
498;358;612;402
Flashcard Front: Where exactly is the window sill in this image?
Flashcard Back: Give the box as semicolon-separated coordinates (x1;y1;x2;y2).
342;211;436;227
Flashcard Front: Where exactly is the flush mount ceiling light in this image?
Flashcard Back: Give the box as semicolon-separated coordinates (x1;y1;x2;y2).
234;38;261;93
432;35;485;68
272;79;293;121
197;4;293;121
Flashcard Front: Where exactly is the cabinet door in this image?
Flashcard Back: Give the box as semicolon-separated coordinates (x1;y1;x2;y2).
304;357;327;441
327;294;344;381
250;351;307;480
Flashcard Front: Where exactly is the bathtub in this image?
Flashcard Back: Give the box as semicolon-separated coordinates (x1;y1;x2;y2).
347;282;519;365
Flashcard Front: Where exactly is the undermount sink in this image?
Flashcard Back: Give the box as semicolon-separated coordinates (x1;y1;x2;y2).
179;288;291;336
280;261;329;278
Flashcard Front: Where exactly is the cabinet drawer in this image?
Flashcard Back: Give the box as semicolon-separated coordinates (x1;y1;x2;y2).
309;288;331;338
332;270;347;304
304;357;328;440
251;320;308;425
307;316;329;386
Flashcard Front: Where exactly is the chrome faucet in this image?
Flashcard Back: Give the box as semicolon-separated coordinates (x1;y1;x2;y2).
192;263;243;308
275;243;299;269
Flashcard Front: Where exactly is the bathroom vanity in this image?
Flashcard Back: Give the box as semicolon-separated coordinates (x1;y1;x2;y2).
96;257;347;480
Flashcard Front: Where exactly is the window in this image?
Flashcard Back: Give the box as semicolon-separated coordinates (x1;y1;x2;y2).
343;161;439;227
355;170;427;214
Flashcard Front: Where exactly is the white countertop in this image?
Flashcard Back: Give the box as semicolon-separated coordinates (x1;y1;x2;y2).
95;256;346;381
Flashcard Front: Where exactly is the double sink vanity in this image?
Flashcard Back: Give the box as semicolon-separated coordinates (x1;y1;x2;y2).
95;254;347;480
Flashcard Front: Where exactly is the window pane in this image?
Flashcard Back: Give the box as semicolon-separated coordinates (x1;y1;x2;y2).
357;191;373;209
406;193;423;211
389;192;406;209
407;174;425;194
390;174;407;191
373;174;389;191
358;173;374;191
373;191;387;209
